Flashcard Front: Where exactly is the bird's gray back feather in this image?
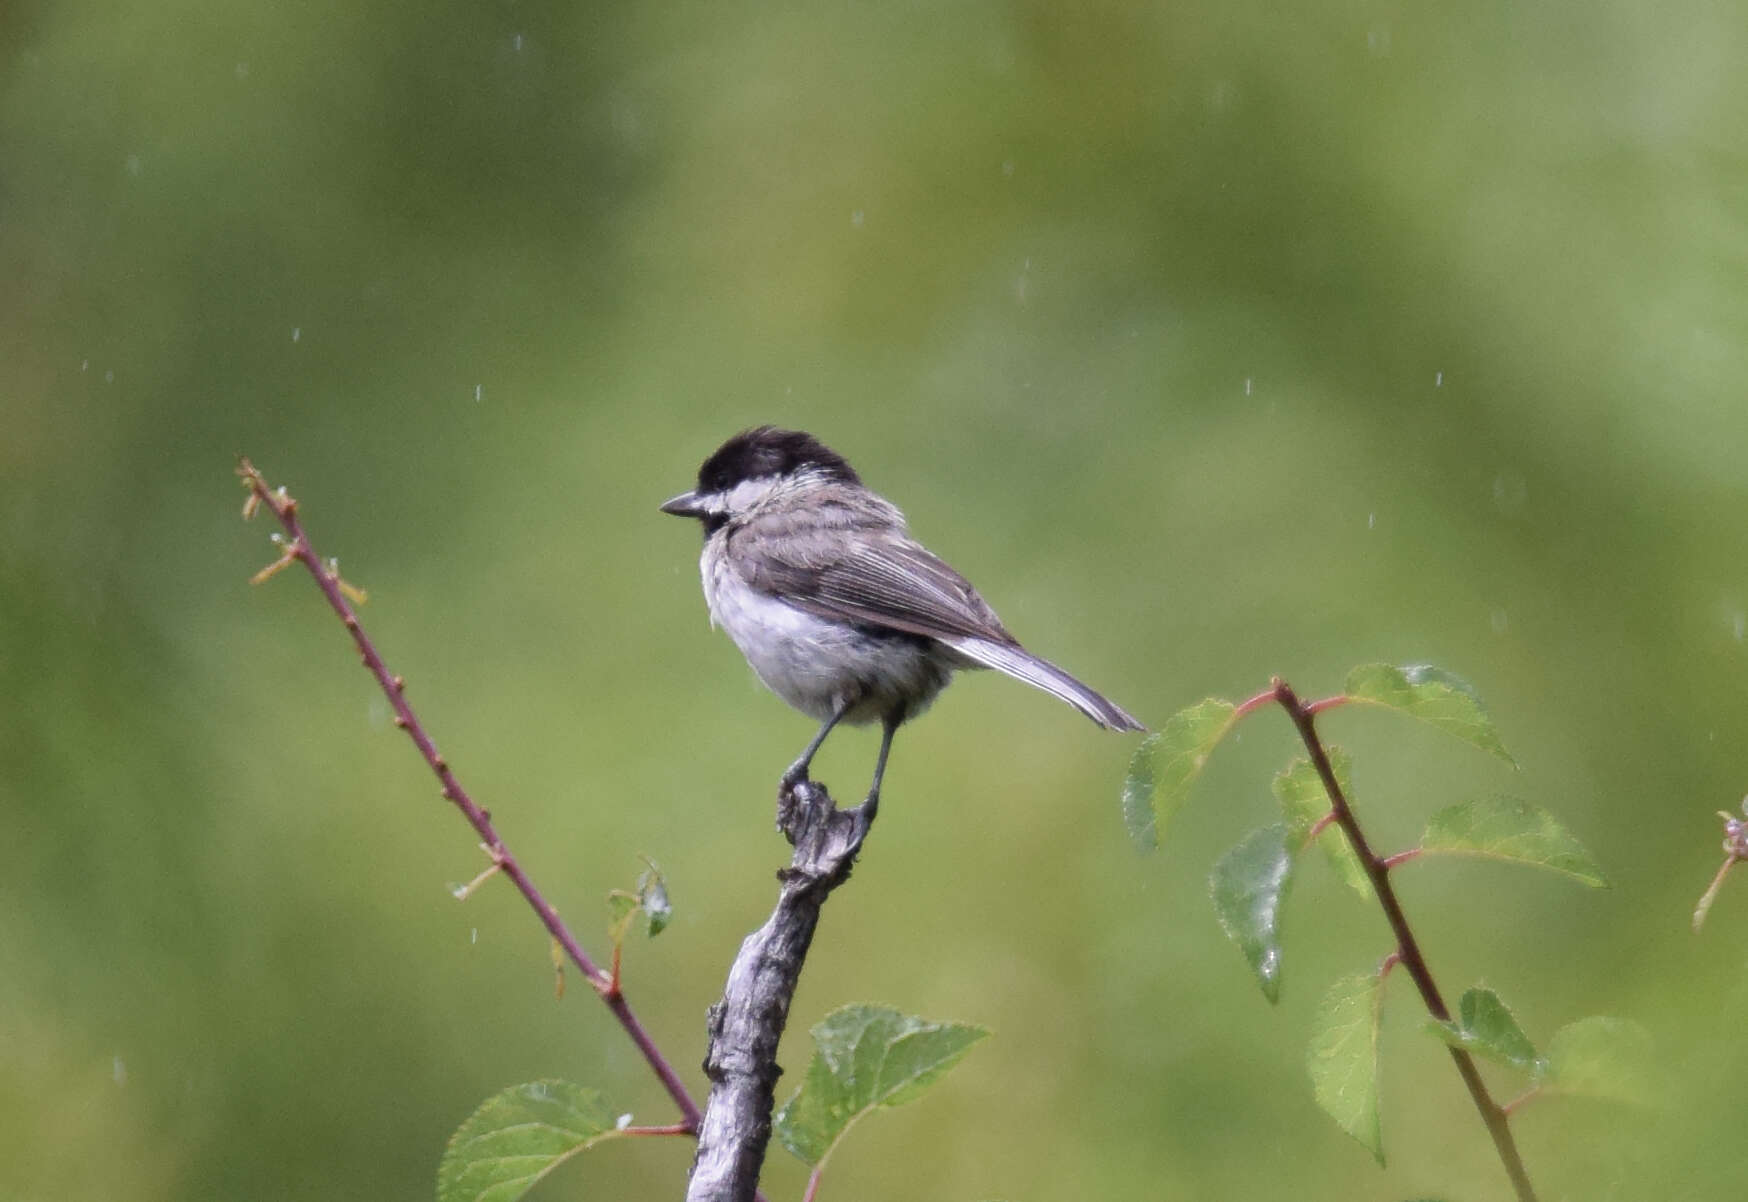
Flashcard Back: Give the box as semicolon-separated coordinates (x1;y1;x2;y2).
729;491;1013;645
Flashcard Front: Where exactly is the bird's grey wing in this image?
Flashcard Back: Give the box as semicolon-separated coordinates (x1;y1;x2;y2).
734;519;1014;643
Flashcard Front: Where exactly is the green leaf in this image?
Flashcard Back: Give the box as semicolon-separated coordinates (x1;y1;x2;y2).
1540;1016;1657;1104
635;859;671;936
1273;750;1373;900
1209;825;1295;1003
1424;987;1540;1073
775;1004;988;1169
606;892;640;945
438;1080;622;1202
606;858;673;945
1343;663;1516;766
1421;798;1607;887
1121;699;1238;850
1307;971;1387;1165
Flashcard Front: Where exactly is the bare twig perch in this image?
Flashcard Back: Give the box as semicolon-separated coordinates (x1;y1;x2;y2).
687;779;874;1202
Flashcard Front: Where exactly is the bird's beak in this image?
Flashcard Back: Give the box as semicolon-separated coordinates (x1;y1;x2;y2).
659;490;706;518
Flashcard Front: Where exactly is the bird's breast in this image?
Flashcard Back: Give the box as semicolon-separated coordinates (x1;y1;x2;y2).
699;544;952;724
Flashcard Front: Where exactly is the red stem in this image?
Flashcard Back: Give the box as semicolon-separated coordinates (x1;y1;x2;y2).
1303;811;1337;846
1232;687;1282;720
1271;679;1537;1202
238;461;702;1134
1501;1085;1541;1117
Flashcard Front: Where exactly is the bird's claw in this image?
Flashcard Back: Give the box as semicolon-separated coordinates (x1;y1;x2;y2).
776;772;820;838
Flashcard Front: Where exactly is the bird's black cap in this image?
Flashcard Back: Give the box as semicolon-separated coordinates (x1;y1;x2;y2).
695;427;861;493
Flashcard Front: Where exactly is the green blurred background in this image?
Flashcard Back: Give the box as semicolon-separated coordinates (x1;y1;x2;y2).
4;0;1746;1197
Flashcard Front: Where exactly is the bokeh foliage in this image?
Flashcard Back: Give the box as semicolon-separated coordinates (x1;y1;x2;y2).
3;0;1745;1197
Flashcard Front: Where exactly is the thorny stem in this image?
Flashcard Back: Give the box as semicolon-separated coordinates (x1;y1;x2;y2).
235;460;706;1138
1254;678;1539;1202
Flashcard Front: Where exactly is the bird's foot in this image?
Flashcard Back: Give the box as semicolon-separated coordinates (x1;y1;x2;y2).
849;792;881;848
777;772;825;840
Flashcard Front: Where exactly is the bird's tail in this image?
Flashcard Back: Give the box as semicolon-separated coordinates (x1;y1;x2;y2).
944;637;1147;732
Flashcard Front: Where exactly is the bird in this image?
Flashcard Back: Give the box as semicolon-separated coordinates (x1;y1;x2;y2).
660;426;1145;827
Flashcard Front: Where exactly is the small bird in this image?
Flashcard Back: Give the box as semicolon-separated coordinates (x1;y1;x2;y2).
661;427;1144;825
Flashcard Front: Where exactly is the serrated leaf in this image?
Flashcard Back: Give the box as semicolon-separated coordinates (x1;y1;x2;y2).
775;1005;987;1168
1121;699;1238;850
1540;1016;1657;1104
1424;987;1540;1073
1421;798;1607;887
1308;971;1386;1165
1344;663;1516;766
1273;751;1373;900
438;1080;621;1202
1210;825;1295;1003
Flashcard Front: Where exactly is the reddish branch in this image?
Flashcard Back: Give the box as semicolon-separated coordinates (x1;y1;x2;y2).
1258;678;1539;1202
236;460;703;1133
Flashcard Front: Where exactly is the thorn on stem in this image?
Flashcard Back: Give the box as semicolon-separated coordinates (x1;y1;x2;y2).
392;675;406;691
451;859;505;900
249;545;301;586
1692;853;1740;933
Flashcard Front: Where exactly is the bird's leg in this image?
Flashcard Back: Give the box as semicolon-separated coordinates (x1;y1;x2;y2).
852;714;900;844
782;699;850;788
